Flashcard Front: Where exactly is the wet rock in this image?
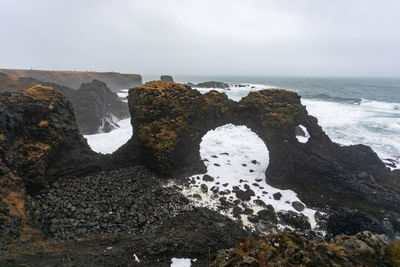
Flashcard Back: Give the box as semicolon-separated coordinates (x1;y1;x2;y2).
203;175;214;182
200;184;208;193
273;192;282;200
236;189;255;202
247;215;260;223
327;211;390;238
278;211;311;231
253;199;267;208
211;186;220;193
292;201;305;212
257;205;278;224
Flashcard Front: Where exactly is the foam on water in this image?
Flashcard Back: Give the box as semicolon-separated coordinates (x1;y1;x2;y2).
302;98;400;169
170;258;194;267
193;83;273;101
177;124;319;231
84;118;132;154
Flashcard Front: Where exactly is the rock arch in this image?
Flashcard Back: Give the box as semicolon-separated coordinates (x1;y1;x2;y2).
114;81;322;176
112;81;400;223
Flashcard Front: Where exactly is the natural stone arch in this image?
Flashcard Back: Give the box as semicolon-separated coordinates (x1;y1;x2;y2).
115;81;325;178
111;81;400;224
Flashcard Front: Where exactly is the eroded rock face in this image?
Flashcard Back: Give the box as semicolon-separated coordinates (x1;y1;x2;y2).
74;80;130;134
0;69;142;91
0;72;130;134
0;85;105;247
114;81;400;230
212;231;394;267
0;85;102;193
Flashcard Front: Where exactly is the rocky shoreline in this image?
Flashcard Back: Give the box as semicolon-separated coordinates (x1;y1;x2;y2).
1;81;400;266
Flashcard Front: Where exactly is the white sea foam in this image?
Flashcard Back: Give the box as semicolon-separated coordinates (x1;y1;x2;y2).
117;92;129;98
296;125;310;143
302;98;400;169
176;124;319;231
193;82;273;101
84;118;132;154
170;258;194;267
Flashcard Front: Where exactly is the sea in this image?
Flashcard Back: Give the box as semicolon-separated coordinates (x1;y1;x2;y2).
86;76;400;170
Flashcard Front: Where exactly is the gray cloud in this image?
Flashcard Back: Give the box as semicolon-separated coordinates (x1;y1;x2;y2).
1;0;399;77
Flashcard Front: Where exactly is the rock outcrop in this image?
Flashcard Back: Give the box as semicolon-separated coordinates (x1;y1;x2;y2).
114;81;400;232
160;75;174;82
72;80;130;134
0;85;103;247
0;69;142;91
212;231;399;266
195;81;229;89
0;72;129;134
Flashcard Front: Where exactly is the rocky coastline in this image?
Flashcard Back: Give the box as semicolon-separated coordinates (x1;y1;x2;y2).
0;71;130;134
0;81;399;266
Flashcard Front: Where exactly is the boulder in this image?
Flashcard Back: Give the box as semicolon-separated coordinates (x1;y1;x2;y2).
327;211;392;238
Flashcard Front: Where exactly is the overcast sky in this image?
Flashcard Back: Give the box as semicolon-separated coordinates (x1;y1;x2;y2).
1;0;399;77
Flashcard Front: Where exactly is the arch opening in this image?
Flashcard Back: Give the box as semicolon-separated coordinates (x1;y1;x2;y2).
84;118;133;154
179;124;320;232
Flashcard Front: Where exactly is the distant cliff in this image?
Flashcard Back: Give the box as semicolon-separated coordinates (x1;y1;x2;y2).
0;72;129;134
0;69;142;91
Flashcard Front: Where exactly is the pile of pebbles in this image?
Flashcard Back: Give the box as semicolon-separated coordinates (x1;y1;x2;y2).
34;166;191;241
180;175;328;238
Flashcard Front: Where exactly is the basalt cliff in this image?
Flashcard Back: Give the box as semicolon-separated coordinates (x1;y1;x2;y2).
0;69;142;91
0;81;399;266
0;72;129;134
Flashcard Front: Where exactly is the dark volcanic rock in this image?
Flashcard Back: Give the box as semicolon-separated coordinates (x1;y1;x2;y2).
278;211;311;231
235;189;255;201
34;166;193;240
111;81;400;230
73;79;130;134
292;201;305;212
160;75;174;82
203;174;214;182
273;192;282;200
327;211;391;238
194;81;229;89
257;205;278;224
0;69;142;91
0;85;102;194
0;72;130;134
213;231;392;267
0;86;103;248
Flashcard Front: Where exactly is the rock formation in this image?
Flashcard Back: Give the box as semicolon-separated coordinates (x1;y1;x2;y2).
0;85;103;248
0;69;142;91
114;81;400;232
195;81;229;89
1;81;399;266
212;231;399;266
160;75;174;82
0;72;129;134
